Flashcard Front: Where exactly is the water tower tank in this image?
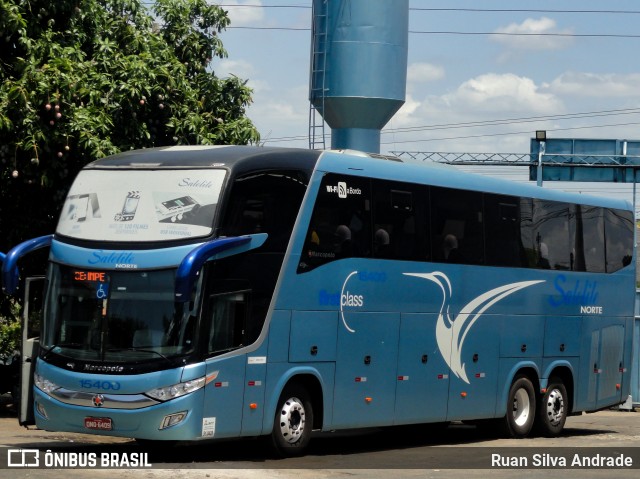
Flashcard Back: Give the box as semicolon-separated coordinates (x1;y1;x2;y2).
310;0;409;153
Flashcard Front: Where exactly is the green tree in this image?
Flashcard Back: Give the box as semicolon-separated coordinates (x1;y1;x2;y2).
0;0;259;252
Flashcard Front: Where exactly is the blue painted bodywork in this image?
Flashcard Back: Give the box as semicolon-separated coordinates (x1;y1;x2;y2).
21;148;636;442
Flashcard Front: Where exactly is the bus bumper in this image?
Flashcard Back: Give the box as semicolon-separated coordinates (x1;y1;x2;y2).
33;386;206;441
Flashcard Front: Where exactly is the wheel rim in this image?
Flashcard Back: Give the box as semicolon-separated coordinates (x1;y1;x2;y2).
545;388;565;426
512;387;531;427
278;396;306;444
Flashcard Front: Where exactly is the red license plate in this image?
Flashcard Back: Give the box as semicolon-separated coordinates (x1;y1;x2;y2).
84;417;113;431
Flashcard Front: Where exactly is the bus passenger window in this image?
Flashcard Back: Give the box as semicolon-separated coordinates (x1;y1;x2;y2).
298;174;371;273
371;180;428;261
530;200;570;270
571;205;605;273
484;194;527;268
604;208;634;273
430;187;484;265
219;171;308;253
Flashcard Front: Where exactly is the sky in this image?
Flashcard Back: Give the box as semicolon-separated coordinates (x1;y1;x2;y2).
210;0;640;208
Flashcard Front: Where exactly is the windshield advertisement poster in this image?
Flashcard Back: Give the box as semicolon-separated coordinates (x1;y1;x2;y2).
56;169;225;242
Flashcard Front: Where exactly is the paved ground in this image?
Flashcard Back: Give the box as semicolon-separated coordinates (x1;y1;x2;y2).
1;393;639;479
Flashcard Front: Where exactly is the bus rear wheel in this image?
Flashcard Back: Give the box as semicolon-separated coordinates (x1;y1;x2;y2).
502;375;536;438
535;378;567;437
270;385;313;457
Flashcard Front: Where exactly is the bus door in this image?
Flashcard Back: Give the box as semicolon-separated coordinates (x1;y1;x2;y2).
445;316;500;421
581;319;625;410
19;276;44;426
201;290;249;439
394;313;449;424
332;312;400;429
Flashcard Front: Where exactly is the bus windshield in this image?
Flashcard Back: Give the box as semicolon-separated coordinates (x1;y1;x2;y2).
41;264;196;364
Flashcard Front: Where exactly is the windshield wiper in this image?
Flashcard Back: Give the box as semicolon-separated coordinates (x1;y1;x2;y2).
107;347;172;364
41;343;84;359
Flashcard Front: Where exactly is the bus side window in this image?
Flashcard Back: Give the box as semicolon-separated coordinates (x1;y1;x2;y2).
298;174;371;273
604;207;634;273
430;186;484;265
484;194;526;268
530;200;571;270
206;291;248;355
571;205;605;273
371;180;428;261
219;171;308;253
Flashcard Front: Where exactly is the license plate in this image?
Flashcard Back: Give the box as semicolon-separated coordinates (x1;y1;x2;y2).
84;417;113;431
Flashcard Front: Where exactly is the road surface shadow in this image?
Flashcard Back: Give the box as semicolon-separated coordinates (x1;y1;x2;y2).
10;421;613;468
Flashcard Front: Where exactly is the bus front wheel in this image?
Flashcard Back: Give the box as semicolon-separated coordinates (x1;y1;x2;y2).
270;385;314;457
502;375;536;438
535;378;568;437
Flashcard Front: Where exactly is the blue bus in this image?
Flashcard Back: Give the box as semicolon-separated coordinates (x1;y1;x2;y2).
2;146;635;456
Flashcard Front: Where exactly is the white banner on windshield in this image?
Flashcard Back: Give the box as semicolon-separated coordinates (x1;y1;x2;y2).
56;169;226;242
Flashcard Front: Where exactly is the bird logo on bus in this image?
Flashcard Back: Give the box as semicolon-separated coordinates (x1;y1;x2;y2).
404;272;544;384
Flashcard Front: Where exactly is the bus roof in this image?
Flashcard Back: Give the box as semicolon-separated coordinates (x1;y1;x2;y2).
317;150;634;211
86;146;632;211
85;145;323;177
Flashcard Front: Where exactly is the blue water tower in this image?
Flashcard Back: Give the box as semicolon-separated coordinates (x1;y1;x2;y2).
309;0;409;153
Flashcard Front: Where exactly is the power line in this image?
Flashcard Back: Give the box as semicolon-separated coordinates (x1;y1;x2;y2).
383;108;640;135
408;31;640;39
225;25;640;39
264;119;640;145
262;108;640;144
380;121;640;146
215;5;640;15
409;8;640;15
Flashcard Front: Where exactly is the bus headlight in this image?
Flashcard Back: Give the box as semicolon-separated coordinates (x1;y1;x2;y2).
34;373;61;395
145;376;206;402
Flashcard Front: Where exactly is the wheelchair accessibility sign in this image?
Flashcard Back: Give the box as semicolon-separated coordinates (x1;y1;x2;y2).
96;282;109;299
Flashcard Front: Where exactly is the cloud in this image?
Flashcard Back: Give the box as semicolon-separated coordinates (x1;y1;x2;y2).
547;72;640;98
441;73;563;113
407;63;445;83
219;0;265;27
381;73;565;153
492;17;574;51
217;59;254;78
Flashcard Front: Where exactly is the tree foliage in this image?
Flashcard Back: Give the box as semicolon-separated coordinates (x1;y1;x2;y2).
0;0;260;250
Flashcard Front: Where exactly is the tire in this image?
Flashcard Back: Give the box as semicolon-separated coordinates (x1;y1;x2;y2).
270;385;313;457
535;378;568;437
501;375;536;438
